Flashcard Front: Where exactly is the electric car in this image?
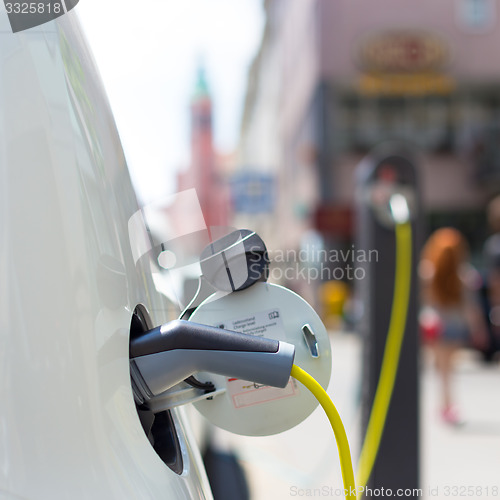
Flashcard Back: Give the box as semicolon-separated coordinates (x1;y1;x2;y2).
0;8;213;499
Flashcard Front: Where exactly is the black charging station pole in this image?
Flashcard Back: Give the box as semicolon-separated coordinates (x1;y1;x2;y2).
356;144;420;497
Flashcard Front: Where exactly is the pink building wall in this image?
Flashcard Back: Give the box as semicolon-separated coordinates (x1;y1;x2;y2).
319;0;500;84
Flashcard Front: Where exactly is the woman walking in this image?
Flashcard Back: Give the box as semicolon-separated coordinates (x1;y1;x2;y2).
419;228;487;425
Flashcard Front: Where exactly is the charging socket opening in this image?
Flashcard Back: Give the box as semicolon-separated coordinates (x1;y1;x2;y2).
130;305;184;475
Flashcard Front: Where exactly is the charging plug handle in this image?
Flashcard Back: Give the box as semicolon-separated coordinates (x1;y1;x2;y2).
130;320;295;396
130;319;280;357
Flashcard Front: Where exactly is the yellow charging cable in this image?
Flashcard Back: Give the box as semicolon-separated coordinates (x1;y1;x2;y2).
290;206;412;500
291;364;357;500
355;221;412;497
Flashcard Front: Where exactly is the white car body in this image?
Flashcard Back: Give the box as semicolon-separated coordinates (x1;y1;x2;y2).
0;8;212;500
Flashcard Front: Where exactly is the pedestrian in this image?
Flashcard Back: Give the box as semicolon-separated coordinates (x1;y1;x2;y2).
419;227;487;425
481;195;500;360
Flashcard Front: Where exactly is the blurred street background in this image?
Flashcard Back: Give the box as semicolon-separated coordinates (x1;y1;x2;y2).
77;0;500;498
223;332;500;500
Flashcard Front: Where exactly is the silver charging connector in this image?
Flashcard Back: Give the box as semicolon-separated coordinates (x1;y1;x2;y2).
129;320;295;411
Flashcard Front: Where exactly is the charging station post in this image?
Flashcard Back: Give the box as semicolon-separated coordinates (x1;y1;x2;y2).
356;146;420;496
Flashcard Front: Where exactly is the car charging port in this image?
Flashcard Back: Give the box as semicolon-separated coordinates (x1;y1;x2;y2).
129;305;183;475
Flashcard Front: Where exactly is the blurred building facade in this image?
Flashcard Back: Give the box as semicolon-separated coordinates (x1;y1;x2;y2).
178;67;230;229
236;0;500;263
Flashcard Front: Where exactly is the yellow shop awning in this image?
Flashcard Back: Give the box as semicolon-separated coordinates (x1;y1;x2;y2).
358;72;455;96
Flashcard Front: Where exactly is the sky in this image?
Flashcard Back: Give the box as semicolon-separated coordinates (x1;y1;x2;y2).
76;0;264;204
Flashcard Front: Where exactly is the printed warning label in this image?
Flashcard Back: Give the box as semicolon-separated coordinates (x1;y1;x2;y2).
216;308;286;341
227;378;299;409
218;308;299;408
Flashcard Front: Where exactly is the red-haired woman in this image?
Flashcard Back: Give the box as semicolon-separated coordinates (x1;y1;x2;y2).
419;228;487;425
